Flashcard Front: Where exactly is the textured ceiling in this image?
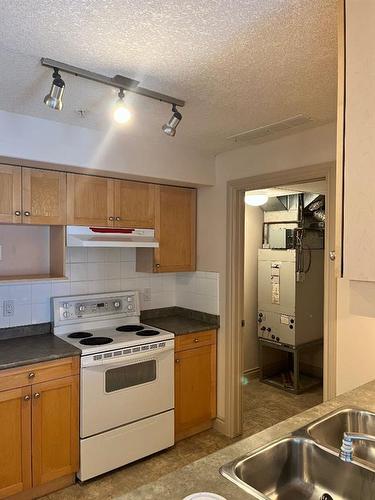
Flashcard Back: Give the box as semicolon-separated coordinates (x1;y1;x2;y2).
0;0;337;155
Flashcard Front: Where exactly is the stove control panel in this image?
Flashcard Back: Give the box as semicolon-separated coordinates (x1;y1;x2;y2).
53;292;139;324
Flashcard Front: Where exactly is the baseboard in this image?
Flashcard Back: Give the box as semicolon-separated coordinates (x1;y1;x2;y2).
243;367;260;380
213;416;226;435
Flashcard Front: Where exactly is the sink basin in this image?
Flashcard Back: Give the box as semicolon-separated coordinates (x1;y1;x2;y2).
220;436;375;499
307;407;375;468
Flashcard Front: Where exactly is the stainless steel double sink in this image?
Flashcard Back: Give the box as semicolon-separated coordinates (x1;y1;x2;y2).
220;407;375;499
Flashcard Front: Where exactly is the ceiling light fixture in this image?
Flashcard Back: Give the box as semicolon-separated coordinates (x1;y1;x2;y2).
162;104;182;137
43;68;65;111
40;58;185;134
244;194;269;206
113;89;131;124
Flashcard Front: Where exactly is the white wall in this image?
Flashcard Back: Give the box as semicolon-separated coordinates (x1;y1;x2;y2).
0;110;215;186
197;122;337;420
243;205;263;372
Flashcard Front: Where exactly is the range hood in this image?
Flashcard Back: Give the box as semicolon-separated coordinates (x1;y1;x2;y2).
66;226;159;248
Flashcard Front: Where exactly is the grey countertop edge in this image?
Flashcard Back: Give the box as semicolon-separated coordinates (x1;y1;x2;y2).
120;380;375;500
0;350;80;371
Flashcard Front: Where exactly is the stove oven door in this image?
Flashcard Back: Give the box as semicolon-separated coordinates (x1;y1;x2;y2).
80;341;174;438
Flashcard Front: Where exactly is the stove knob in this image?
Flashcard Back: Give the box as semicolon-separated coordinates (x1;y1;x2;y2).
127;305;134;310
114;301;120;308
63;303;69;309
79;305;85;312
63;311;69;318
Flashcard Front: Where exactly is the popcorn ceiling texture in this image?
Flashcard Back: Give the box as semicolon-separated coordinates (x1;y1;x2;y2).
0;0;337;154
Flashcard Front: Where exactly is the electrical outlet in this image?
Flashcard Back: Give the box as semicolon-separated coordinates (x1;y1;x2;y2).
143;288;152;302
3;300;14;317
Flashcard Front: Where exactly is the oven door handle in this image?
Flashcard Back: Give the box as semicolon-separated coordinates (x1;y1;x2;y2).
81;343;174;368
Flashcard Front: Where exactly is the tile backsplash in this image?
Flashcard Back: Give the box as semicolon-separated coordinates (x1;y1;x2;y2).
0;248;219;328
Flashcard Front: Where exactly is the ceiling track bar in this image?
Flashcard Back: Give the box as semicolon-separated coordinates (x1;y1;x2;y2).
41;57;185;107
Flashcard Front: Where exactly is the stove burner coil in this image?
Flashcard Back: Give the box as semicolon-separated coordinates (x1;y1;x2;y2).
136;330;160;337
116;325;145;332
68;332;93;339
79;337;113;346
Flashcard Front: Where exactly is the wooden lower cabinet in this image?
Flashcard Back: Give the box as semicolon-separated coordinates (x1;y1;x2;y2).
32;376;79;486
0;357;79;500
174;330;216;441
0;387;31;499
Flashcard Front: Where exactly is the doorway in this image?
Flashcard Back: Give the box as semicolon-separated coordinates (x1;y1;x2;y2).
242;180;325;435
224;162;337;438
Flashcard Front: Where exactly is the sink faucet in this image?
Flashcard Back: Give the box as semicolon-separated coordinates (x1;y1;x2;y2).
339;432;375;462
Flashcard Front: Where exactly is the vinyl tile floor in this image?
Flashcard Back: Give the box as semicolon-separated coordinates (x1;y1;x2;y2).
44;379;322;499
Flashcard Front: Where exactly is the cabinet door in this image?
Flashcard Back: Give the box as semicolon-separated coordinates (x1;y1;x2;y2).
22;168;67;225
155;186;196;272
32;375;79;486
175;344;216;440
114;180;155;228
0;387;32;498
67;173;114;227
0;165;22;224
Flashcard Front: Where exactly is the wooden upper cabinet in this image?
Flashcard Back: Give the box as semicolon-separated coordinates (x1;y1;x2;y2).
22;168;67;225
114;180;155;228
155;185;196;272
31;375;79;486
0;165;22;224
67;173;114;227
0;387;32;498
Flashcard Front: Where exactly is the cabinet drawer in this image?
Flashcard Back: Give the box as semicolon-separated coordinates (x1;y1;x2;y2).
175;330;216;353
0;357;79;392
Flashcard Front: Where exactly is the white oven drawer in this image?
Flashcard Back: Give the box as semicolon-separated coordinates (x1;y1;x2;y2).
78;410;174;481
80;346;174;438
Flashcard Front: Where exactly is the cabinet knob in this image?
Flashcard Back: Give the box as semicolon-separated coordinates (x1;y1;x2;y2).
329;250;336;261
109;216;114;221
115;216;121;221
14;210;21;216
33;392;41;399
24;211;31;216
175;359;180;363
155;264;160;269
194;338;199;343
24;395;31;401
28;372;35;379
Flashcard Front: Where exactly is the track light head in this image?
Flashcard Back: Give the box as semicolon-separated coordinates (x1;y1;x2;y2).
113;89;132;124
162;104;182;137
44;68;65;111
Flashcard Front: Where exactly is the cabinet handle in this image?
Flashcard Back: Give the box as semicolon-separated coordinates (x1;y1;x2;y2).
28;372;35;379
24;211;31;216
194;338;199;343
109;216;114;221
24;395;31;401
175;359;180;363
14;210;21;216
115;216;121;221
33;392;41;399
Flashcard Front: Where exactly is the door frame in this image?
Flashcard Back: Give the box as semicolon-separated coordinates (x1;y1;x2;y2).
224;161;337;438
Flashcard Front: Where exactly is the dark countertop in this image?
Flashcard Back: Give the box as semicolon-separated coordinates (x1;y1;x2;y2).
141;307;220;335
0;333;80;370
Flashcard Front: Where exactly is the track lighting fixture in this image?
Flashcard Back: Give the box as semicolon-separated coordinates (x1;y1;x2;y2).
40;58;185;133
113;89;131;124
44;68;65;111
162;104;182;137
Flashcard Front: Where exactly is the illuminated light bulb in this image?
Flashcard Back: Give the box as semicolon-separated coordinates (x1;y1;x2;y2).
244;194;269;206
113;89;131;124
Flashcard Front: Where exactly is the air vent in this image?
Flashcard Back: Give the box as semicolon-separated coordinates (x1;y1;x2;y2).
227;115;313;144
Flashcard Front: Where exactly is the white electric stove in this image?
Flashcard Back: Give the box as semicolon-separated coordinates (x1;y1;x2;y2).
52;291;175;481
